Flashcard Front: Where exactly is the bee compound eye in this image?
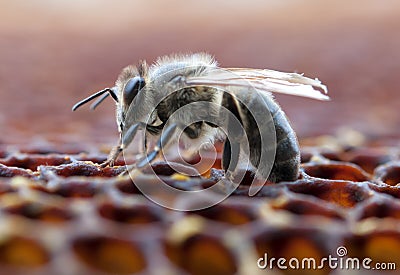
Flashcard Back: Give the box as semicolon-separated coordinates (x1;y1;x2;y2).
123;76;145;106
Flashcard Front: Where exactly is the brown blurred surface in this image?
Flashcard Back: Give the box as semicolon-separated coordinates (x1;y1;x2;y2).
0;0;399;146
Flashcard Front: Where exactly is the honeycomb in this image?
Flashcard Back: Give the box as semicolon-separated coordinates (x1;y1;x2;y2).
0;137;400;275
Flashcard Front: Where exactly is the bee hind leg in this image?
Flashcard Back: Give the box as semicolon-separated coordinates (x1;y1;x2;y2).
222;135;241;180
221;92;245;180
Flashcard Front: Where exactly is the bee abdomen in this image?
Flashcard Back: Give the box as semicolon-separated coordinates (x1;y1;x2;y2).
222;90;300;183
243;94;300;183
268;108;300;182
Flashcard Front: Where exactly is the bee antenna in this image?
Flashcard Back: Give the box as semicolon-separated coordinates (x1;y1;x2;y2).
90;93;109;110
72;88;118;111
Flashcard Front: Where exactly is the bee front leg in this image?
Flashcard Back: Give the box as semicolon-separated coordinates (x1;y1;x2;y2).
101;122;146;169
100;142;122;168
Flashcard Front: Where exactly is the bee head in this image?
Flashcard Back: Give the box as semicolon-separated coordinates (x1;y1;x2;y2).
117;61;148;108
121;76;145;108
115;61;149;132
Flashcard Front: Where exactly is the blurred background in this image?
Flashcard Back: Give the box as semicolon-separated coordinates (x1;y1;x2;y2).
0;0;399;146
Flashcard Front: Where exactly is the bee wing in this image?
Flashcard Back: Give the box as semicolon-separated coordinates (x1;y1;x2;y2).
185;68;329;100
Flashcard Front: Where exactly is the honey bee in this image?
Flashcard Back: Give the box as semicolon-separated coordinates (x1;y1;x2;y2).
72;53;328;184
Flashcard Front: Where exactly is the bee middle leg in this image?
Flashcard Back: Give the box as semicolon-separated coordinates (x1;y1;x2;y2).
135;123;179;168
134;121;205;168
